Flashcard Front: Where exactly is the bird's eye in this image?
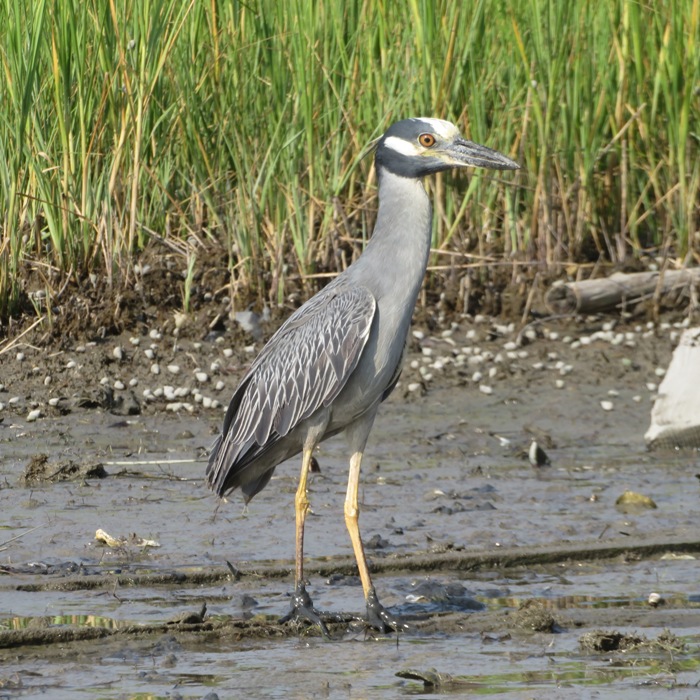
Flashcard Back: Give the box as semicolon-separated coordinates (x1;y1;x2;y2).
418;133;436;148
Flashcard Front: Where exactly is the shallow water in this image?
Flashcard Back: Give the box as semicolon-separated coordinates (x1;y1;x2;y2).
2;374;700;698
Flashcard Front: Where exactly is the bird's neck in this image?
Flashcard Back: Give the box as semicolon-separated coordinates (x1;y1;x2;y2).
358;168;432;300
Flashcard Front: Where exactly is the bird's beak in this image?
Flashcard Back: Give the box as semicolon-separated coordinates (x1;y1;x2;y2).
445;137;520;171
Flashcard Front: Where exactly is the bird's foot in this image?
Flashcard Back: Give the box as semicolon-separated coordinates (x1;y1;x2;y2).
365;586;408;634
279;582;332;638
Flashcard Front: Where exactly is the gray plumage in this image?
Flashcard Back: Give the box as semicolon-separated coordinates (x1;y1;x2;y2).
207;118;518;501
206;117;519;632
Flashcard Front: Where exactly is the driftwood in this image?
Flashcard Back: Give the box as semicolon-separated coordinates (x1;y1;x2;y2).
645;328;700;449
545;269;700;314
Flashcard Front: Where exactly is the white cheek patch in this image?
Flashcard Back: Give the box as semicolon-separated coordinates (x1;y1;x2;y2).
383;135;421;156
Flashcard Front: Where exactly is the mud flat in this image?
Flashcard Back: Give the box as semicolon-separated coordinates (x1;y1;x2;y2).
1;315;699;697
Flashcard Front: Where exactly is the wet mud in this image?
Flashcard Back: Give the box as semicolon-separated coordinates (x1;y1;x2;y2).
2;315;700;698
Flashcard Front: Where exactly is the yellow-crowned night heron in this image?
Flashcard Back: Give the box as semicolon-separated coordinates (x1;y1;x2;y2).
207;118;519;633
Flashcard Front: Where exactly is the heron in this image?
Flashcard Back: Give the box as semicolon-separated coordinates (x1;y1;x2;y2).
206;117;519;633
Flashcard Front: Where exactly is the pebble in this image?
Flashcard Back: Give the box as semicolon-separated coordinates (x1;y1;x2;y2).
215;380;225;392
202;396;213;408
223;348;234;358
195;372;209;383
144;349;155;360
16;352;24;362
66;360;77;369
9;397;20;405
407;382;422;393
479;384;493;395
113;346;124;360
129;337;140;346
600;400;614;411
76;345;86;353
555;379;565;389
149;329;162;340
114;380;125;390
654;367;665;377
646;382;657;392
129;378;138;387
151;364;161;375
27;408;41;422
48;398;60;407
647;592;662;607
167;364;180;375
100;376;110;385
44;376;51;386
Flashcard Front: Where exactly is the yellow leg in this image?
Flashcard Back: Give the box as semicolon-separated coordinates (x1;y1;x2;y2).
344;450;373;597
294;448;314;586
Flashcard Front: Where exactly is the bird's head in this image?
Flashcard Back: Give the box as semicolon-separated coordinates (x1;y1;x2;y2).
374;117;519;178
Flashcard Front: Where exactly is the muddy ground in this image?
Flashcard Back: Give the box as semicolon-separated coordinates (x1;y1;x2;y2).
1;290;700;698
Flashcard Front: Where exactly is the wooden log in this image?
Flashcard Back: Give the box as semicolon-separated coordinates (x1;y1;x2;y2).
545;269;700;314
645;327;700;449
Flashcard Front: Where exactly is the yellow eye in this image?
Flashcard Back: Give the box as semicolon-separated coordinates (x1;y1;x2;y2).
418;133;436;148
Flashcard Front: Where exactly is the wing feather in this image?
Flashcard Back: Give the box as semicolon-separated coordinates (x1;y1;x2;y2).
206;282;376;496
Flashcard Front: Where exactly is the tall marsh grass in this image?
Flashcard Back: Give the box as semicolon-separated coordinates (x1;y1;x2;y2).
0;0;698;321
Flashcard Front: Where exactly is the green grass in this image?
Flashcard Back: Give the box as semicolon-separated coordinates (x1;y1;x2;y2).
0;0;698;322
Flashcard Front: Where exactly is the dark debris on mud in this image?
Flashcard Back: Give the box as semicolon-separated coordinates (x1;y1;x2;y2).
509;598;560;633
579;628;686;654
22;453;107;485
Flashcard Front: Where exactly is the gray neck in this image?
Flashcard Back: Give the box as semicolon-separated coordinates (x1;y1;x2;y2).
351;168;432;302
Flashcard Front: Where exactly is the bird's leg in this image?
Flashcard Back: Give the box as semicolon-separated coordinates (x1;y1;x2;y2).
345;450;406;633
294;448;313;586
279;448;330;636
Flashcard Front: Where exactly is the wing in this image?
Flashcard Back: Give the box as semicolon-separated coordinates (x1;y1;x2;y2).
206;282;376;496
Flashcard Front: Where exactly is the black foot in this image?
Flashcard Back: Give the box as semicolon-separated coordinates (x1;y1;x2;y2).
365;586;408;634
279;582;331;638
